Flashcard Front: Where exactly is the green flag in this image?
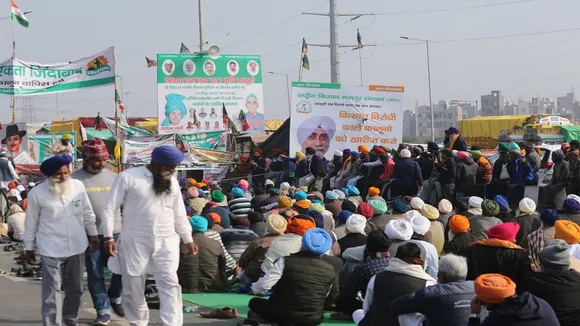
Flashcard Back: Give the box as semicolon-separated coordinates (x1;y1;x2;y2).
302;53;310;70
115;89;121;104
11;1;29;28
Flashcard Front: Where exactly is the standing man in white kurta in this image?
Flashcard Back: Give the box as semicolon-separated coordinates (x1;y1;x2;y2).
102;145;197;326
23;154;99;326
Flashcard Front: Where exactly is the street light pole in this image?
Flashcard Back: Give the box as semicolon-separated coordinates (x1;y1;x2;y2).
268;72;292;117
401;36;434;142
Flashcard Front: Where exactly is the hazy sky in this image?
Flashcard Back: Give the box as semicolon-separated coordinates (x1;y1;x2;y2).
2;0;580;123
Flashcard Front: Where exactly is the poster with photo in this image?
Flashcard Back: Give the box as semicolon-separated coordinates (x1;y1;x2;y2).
290;82;404;160
157;53;264;135
0;122;29;159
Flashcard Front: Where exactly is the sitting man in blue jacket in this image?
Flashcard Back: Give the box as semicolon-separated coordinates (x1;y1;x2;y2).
390;253;475;326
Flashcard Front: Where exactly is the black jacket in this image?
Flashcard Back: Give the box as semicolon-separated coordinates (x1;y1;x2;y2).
391;280;475;326
416;156;434;180
309;155;326;178
338;233;368;255
521;268;580;326
468;292;559;326
456;157;478;188
449;136;468;151
515;213;541;249
444;232;474;257
267;252;338;325
466;241;532;292
492;160;512;181
436;158;457;185
392;158;423;189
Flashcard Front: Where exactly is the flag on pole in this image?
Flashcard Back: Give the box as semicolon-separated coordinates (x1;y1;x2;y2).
301;38;310;70
11;1;28;28
180;43;191;54
356;29;364;49
145;57;157;68
115;89;121;104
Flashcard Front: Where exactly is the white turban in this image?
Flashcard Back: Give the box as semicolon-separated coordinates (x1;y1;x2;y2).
519;198;536;214
9;188;21;201
385;219;413;241
297;116;336;147
410;215;431;236
334;149;343;157
346;214;367;234
16;185;25;192
567;194;580;204
469;196;483;208
410;197;425;210
333;189;346;200
280;182;291;191
400;149;411;159
405;210;422;222
438;199;453;214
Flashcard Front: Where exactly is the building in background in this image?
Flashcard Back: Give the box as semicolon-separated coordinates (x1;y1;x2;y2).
529;97;555;115
403;110;417;139
416;102;462;139
480;90;504;116
450;100;478;119
504;98;518;115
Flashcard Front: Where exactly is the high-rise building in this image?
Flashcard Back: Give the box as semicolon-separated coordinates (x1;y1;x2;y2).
415;102;462;139
403;110;417;139
480;90;504;116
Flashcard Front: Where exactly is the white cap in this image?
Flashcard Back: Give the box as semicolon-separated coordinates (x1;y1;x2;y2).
334;149;343;157
400;149;411;158
28;182;35;188
469;196;483;208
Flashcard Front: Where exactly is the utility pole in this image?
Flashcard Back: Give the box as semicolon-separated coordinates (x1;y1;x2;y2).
198;0;204;52
304;0;374;83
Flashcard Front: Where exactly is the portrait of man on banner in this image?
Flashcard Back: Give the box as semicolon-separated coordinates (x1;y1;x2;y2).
297;116;336;158
1;123;29;159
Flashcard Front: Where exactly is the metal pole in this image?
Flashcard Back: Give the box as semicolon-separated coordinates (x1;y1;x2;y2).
56;94;59;120
198;0;204;52
285;74;292;117
329;0;339;83
358;48;363;85
11;10;16;123
426;39;434;141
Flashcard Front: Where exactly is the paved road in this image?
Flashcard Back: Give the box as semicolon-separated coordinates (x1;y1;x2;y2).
0;245;240;326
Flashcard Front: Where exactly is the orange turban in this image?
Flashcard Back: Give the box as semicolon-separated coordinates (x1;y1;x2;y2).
449;215;470;233
474;274;516;304
278;196;293;209
7;181;17;190
196;182;207;188
294;199;311;210
358;145;369;155
286;216;315;236
186;178;197;188
555;220;580;244
368;187;380;197
207;212;221;224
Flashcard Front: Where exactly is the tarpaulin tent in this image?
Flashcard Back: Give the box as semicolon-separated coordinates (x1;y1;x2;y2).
258;118;289;155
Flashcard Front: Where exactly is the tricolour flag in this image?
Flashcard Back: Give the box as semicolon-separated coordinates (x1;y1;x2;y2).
115;89;121;104
301;38;310;70
11;1;28;28
180;43;191;54
145;57;157;68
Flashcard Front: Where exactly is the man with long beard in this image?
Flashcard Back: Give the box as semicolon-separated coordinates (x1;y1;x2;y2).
23;154;99;326
72;138;123;325
102;145;198;326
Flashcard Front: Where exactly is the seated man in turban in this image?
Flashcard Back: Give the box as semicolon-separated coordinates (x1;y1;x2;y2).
248;228;338;326
468;199;503;241
23;155;98;326
560;195;580;225
444;214;473;257
469;273;558;325
466;222;532;291
515;197;541;249
522;239;580;326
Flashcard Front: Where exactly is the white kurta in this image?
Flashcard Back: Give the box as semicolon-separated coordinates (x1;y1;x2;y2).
102;166;193;326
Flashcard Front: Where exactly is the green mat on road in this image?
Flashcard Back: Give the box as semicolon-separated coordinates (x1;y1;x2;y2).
182;293;354;325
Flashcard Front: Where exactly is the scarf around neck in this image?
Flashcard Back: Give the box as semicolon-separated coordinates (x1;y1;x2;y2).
386;258;437;283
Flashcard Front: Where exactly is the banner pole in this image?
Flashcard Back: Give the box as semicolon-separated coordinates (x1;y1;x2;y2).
11;5;16;123
298;54;303;82
112;46;122;171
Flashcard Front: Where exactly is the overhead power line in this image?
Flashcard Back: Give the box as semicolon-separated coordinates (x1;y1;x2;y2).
374;0;534;16
431;26;580;44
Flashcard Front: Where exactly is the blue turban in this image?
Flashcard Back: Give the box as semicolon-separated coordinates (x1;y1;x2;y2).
347;185;360;196
338;210;353;223
540;209;560;226
564;198;580;212
392;198;409;213
325;190;339;200
448;127;460;134
295;191;307;201
189;215;208;232
198;189;205;196
231;187;244;198
179;177;187;187
151;145;184;165
302;228;332;255
162;93;187;126
185;206;193;216
493;195;510;213
351;151;360;159
40;155;72;176
309;211;324;227
343;149;351;158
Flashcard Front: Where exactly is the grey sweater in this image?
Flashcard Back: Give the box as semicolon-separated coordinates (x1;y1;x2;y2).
468;215;503;241
72;168;122;234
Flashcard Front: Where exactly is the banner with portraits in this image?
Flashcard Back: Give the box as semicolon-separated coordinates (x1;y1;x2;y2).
156;53;264;135
289;82;404;160
122;135;176;164
28;132;77;163
0;122;29;160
